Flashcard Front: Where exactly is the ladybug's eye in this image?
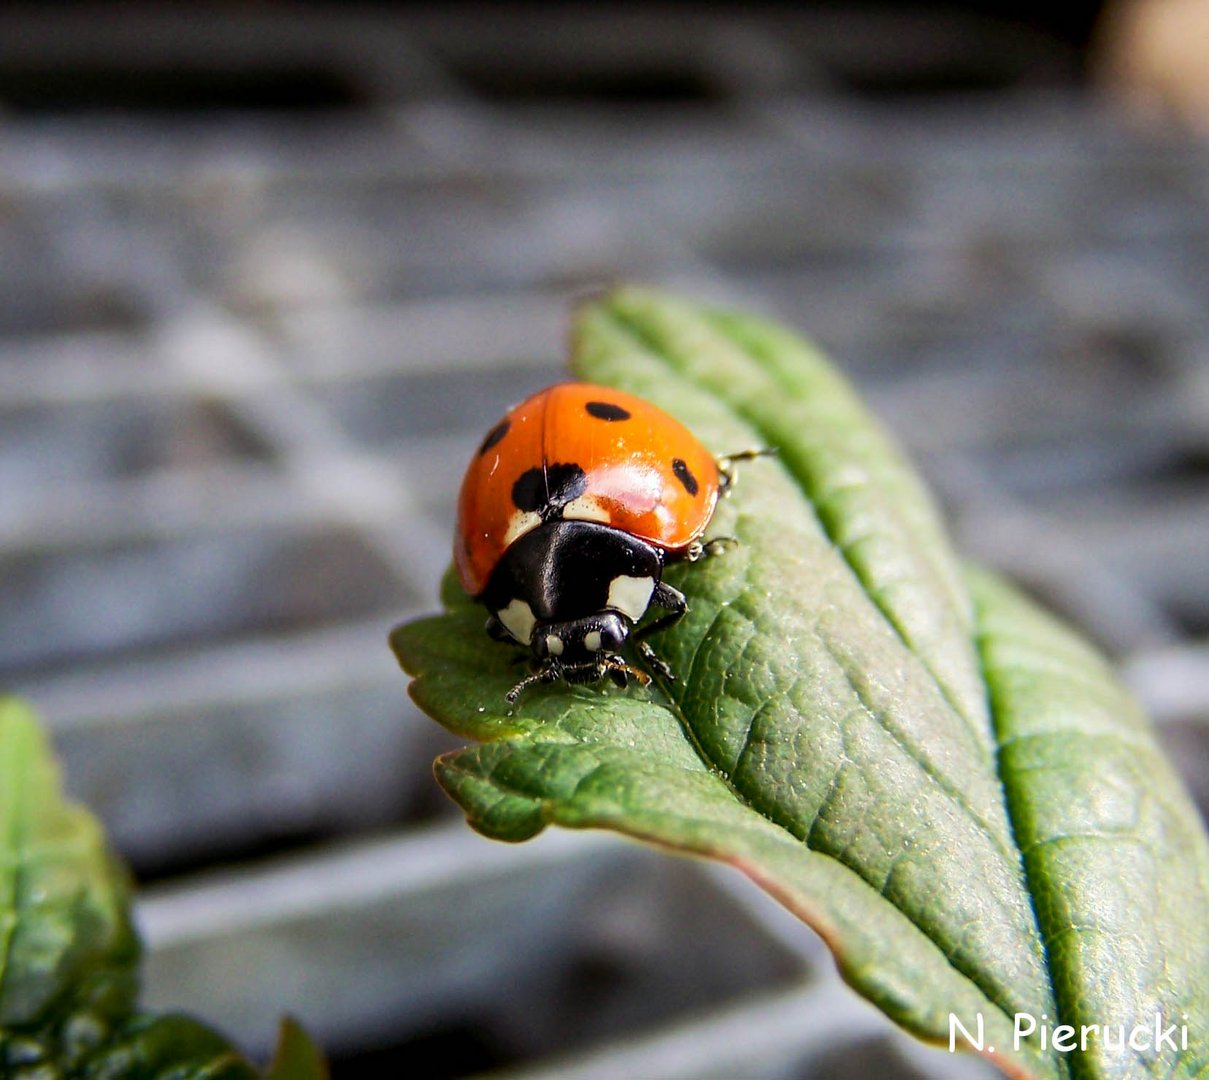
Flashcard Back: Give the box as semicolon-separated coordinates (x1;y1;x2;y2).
596;614;627;652
567;614;627;657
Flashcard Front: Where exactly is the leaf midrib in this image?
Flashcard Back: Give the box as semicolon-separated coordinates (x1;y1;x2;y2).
604;303;989;749
596;305;1021;847
976;620;1085;1080
668;608;1050;1039
588;305;1067;1075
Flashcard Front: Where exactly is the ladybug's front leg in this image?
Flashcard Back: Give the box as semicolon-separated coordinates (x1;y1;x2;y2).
505;663;560;704
634;640;674;680
600;655;652;689
635;581;687;640
485;613;514;642
632;581;687;680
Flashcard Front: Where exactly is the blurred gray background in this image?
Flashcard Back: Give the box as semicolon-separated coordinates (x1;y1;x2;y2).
2;3;1207;1077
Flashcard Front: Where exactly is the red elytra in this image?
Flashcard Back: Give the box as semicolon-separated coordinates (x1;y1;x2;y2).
455;382;720;598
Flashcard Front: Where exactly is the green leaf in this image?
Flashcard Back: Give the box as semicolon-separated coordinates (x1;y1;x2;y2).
76;1014;326;1080
0;696;139;1073
392;287;1209;1079
77;1014;261;1079
264;1017;328;1080
0;698;326;1078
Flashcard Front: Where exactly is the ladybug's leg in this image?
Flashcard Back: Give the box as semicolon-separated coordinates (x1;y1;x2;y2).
684;537;739;563
635;581;687;638
487;616;531;666
717;447;775;493
632;582;686;680
634;640;675;680
601;655;652;689
505;663;560;704
485;613;513;642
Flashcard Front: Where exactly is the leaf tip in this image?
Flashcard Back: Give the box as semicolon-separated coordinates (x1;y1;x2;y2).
434;752;549;842
265;1016;328;1080
387;619;414;673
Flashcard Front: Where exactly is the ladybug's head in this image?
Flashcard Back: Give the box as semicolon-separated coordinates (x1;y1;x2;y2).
532;610;629;664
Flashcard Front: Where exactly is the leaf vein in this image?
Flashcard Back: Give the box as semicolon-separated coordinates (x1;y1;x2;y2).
818;633;1017;864
602;304;993;762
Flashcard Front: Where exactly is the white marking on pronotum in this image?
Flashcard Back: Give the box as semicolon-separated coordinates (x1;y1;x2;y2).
562;494;611;524
583;630;603;652
502;510;543;547
497;598;536;644
607;575;655;622
545;634;564;656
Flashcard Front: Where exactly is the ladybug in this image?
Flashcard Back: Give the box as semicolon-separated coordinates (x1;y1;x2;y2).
455;382;762;702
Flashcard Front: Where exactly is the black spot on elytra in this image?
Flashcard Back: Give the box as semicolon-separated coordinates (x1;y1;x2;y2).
585;400;631;422
478;418;510;456
672;458;698;495
512;462;588;518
